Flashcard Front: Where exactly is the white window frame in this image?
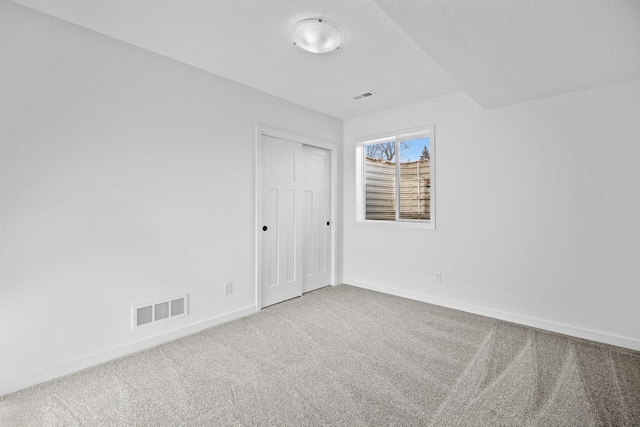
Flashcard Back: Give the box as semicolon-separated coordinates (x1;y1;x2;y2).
355;124;435;230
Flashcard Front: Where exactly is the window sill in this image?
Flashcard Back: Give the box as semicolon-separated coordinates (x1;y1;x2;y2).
354;219;435;230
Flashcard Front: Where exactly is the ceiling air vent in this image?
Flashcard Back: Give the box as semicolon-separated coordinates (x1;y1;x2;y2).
352;91;376;101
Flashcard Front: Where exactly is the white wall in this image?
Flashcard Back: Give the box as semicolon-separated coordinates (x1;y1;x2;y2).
0;1;342;395
343;81;640;350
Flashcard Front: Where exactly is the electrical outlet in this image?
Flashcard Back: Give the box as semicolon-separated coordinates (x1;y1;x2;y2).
434;272;441;283
223;282;233;296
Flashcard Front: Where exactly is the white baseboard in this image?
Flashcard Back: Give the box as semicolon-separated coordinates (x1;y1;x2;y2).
1;305;257;397
343;278;640;352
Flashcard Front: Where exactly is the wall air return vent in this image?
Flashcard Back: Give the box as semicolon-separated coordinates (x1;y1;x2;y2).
352;91;376;100
132;294;188;330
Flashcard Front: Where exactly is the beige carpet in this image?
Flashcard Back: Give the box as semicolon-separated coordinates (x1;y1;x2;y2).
2;285;639;426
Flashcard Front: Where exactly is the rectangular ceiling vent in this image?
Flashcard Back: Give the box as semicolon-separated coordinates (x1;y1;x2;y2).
352;91;376;101
132;294;188;330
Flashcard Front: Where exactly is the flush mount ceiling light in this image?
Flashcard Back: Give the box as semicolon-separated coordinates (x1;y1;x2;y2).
292;19;343;54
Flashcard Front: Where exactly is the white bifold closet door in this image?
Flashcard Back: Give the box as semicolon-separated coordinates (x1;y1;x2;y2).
261;135;331;308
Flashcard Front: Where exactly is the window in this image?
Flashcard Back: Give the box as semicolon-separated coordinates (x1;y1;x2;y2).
355;125;435;229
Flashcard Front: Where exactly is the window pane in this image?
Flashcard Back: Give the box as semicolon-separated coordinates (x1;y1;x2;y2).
399;137;431;220
364;141;396;220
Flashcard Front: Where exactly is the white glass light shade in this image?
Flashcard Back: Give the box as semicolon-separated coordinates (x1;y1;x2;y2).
292;19;342;54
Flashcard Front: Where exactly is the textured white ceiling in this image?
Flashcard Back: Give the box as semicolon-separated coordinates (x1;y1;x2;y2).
8;0;640;115
373;0;640;108
8;0;460;119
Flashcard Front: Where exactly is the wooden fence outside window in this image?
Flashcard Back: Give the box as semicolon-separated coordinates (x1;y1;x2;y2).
365;158;431;221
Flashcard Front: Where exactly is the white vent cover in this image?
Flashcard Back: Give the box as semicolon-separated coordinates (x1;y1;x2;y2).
132;294;188;330
352;91;376;100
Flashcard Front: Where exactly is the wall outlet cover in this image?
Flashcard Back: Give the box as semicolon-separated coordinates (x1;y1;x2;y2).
223;282;233;296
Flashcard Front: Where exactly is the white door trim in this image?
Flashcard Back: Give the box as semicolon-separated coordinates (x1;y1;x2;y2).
255;124;338;311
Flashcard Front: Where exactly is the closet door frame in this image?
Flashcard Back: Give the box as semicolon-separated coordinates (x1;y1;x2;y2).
255;125;338;310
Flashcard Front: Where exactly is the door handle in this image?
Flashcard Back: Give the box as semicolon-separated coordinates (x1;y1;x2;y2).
326;221;330;226
263;226;268;231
